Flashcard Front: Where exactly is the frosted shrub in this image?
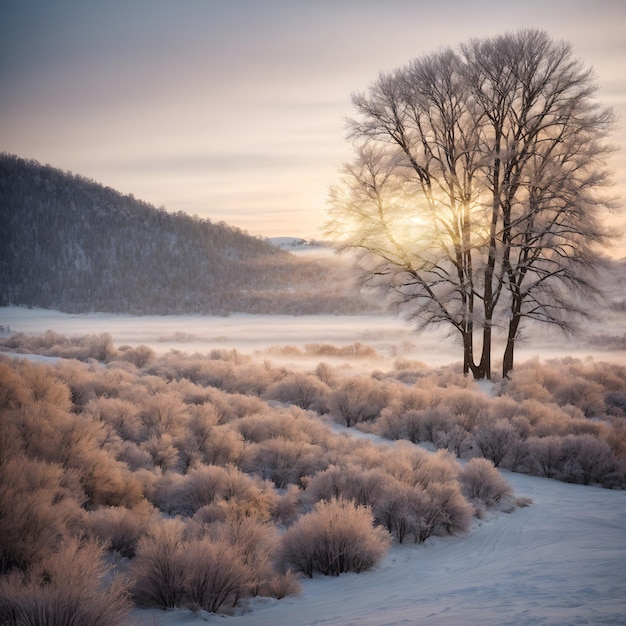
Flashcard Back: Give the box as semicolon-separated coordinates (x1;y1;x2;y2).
264;372;330;411
19;360;72;410
459;458;513;507
424;482;474;538
553;377;606;417
237;410;301;443
373;482;426;543
184;537;251;613
142;433;180;470
377;408;424;443
558;434;616;485
327;377;390;427
178;465;232;515
210;517;280;597
473;419;520;467
0;455;85;573
87;502;155;557
384;443;458;488
242;437;326;488
139;391;188;439
0;360;29;409
131;518;189;608
179;404;244;468
0;537;131;626
280;498;391;577
416;408;456;444
85;397;142;441
527;435;567;478
117;344;156;368
305;464;391;508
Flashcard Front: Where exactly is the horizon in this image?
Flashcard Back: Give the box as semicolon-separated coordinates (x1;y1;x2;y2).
1;1;625;253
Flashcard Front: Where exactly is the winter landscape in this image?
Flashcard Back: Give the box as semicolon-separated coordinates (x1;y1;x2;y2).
1;306;626;625
2;1;626;625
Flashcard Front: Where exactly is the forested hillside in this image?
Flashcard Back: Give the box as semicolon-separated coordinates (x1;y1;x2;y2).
0;154;370;315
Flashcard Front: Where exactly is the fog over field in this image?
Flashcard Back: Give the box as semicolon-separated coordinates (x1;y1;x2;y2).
2;307;625;374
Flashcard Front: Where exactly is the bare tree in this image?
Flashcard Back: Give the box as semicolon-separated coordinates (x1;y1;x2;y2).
326;29;616;379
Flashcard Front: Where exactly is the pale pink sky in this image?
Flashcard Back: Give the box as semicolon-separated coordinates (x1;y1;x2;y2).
1;0;625;251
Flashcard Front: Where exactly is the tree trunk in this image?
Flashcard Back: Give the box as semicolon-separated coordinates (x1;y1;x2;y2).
476;324;492;380
462;329;474;376
502;314;521;378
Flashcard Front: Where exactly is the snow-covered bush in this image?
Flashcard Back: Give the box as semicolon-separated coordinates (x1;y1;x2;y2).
87;502;155;557
242;437;326;488
473;418;520;468
280;498;391;577
0;537;131;626
304;464;391;508
264;372;330;411
458;458;513;507
131;518;189;608
0;454;85;573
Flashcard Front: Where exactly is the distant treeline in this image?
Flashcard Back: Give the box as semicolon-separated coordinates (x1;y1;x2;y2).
0;153;373;315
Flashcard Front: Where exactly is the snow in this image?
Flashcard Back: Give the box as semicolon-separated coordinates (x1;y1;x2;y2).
2;306;626;625
135;416;625;626
132;470;626;626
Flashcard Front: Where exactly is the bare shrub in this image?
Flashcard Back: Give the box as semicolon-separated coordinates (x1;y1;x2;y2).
558;434;616;485
0;360;30;409
181;404;244;467
0;454;85;573
473;419;520;467
184;537;252;613
117;344;156;368
242;437;326;488
142;434;181;471
415;482;474;542
0;537;131;626
264;372;330;411
458;458;513;507
84;397;142;441
261;569;302;599
131;518;188;608
552;377;606;417
526;436;564;478
373;482;425;543
179;464;233;515
87;501;156;557
139;391;188;439
305;464;391;508
327;377;392;427
280;497;391;577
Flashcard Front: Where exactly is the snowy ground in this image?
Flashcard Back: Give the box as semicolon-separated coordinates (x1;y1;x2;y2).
134;467;626;626
2;307;626;625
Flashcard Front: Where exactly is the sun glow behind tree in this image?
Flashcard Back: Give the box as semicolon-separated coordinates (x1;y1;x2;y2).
326;29;618;380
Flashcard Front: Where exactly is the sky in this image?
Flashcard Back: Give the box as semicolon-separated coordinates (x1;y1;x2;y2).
1;0;626;249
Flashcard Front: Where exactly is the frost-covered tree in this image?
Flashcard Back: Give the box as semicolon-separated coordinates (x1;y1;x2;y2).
326;29;617;379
